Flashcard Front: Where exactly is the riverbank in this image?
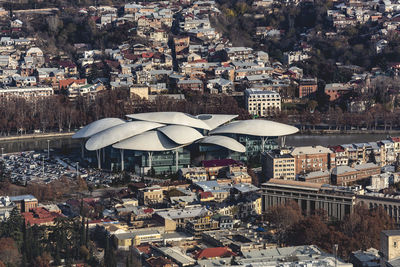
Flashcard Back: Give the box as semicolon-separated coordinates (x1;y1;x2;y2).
0;128;398;142
0;132;75;142
298;129;400;135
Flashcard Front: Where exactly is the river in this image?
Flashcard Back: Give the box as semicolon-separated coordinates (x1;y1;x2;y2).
0;136;81;154
0;133;393;154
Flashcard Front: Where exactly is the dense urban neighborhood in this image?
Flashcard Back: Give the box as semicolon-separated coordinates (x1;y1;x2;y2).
3;0;400;267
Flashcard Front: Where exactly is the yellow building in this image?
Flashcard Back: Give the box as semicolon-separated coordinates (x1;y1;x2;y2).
138;185;164;205
130;84;149;100
261;151;296;181
114;229;163;249
380;230;400;264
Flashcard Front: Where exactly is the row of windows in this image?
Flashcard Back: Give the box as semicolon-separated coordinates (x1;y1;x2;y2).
275;163;295;167
249;94;279;98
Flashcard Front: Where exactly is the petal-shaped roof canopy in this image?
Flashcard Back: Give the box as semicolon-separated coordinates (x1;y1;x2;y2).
126;112;211;130
198;136;246;153
72;118;126;139
112;130;181;151
85;121;165;151
210;119;298;137
158;125;203;145
196;114;238;130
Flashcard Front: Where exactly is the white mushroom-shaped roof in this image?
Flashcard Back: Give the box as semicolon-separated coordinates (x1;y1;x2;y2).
85;121;165;151
210;119;298;137
196;114;238;130
158;125;203;145
72;118;126;139
198;136;246;153
126;112;211;130
112;130;181;151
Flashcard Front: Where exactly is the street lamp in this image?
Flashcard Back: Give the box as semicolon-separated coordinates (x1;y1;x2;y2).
47;140;50;159
76;162;79;178
42;156;45;178
333;244;338;267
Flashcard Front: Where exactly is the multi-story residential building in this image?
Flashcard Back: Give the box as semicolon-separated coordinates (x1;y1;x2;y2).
340;144;358;163
380;140;396;166
179;167;208;182
224;47;254;61
390;137;400;155
186;216;219;237
177;79;203;92
331;163;380;186
331;166;358;186
324;83;353;101
380;230;400;266
138;185;164;205
68;83;105;101
298;170;331;184
329;145;349;166
261;179;357;220
290;146;336;175
298;78;317;98
261;150;296;181
0;86;53;98
155;206;211;230
244;89;281;117
9;195;38;212
283;51;310;65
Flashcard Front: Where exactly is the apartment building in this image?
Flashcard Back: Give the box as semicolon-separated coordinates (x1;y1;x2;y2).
138;185;164;205
261;179;357;220
0;86;53;98
290;146;336;175
298;78;317;98
298;170;331;184
324;83;353;101
261;150;296;181
380;230;400;266
10;195;38;212
331;163;380;186
329;145;349;166
244;89;281;117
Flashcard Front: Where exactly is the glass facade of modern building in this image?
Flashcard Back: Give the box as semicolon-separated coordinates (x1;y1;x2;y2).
82;135;279;175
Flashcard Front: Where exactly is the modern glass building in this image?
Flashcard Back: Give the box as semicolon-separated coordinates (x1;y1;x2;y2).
73;112;298;175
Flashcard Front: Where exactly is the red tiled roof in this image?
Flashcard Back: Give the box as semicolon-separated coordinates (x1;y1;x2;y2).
143;208;154;213
195;247;236;260
59;78;86;89
329;145;345;152
202;159;243;168
200;191;213;199
142;52;154;58
391;137;400;142
22;207;64;226
135;244;151;254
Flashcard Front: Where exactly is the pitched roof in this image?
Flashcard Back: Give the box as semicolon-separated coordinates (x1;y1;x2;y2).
195;247;236;260
59;78;86;89
200;191;213;199
22;207;64;226
202;159;243;168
